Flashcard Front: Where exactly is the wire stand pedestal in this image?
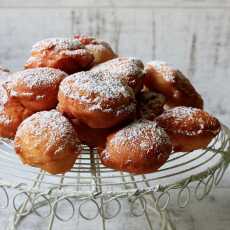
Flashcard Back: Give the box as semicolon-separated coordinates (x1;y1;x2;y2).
0;125;230;230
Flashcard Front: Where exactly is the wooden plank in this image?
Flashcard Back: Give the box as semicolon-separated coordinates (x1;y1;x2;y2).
153;9;230;127
71;8;154;61
0;0;230;8
72;7;230;127
0;7;229;127
0;9;72;70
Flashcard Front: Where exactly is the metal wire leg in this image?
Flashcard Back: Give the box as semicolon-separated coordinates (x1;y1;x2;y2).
142;174;177;230
47;175;65;230
121;173;177;230
7;171;45;230
0;125;229;230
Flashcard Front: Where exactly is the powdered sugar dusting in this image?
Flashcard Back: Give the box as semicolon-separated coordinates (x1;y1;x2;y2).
16;110;80;155
11;68;67;89
62;49;88;57
156;106;220;136
0;83;9;112
74;35;114;51
0;82;14;122
161;106;197;120
59;70;136;114
0;113;12;125
92;57;144;79
32;38;83;52
111;120;171;152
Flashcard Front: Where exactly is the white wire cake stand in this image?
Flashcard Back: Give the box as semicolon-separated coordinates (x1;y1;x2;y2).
0;125;230;230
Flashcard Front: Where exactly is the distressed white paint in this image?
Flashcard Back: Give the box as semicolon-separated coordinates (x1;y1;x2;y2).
0;1;230;229
0;7;229;125
0;9;72;69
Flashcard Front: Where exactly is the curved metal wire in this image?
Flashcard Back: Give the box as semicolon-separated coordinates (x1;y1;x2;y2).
0;127;228;191
0;125;229;230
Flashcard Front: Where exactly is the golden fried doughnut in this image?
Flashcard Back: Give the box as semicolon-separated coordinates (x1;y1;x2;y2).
25;38;94;74
155;106;221;152
58;70;136;128
137;89;166;120
91;57;144;94
100;120;172;174
10;68;67;112
71;119;120;148
0;81;33;138
14;110;81;174
144;61;203;109
74;35;117;65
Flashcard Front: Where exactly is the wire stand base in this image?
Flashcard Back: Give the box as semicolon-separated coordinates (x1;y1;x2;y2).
7;174;178;230
0;125;230;230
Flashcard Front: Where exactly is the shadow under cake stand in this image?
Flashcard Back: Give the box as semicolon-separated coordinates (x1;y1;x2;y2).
0;125;230;230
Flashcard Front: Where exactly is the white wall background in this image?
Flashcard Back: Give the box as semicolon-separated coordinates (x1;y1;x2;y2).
0;0;230;126
0;1;230;229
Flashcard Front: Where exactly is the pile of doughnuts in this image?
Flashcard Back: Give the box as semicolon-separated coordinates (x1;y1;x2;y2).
0;35;221;175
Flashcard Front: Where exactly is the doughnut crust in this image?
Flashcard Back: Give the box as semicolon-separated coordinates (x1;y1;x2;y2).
10;68;67;112
137;89;166;120
71;119;119;148
58;70;136;128
91;57;144;94
155;106;221;152
144;61;203;109
100;120;172;174
74;35;117;65
0;82;33;138
14;110;81;174
25;38;94;74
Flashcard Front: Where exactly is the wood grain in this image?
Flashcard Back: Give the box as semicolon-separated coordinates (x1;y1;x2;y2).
0;6;229;126
0;9;72;70
70;8;230;126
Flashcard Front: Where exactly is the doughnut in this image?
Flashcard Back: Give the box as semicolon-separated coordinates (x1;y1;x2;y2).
0;81;33;138
25;37;94;74
14;110;81;174
100;120;172;174
144;61;203;109
137;89;166;120
155;106;221;152
10;68;67;112
58;70;136;128
71;119;120;148
91;57;144;94
74;35;117;65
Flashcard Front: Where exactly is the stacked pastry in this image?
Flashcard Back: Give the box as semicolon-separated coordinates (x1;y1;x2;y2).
0;35;221;174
